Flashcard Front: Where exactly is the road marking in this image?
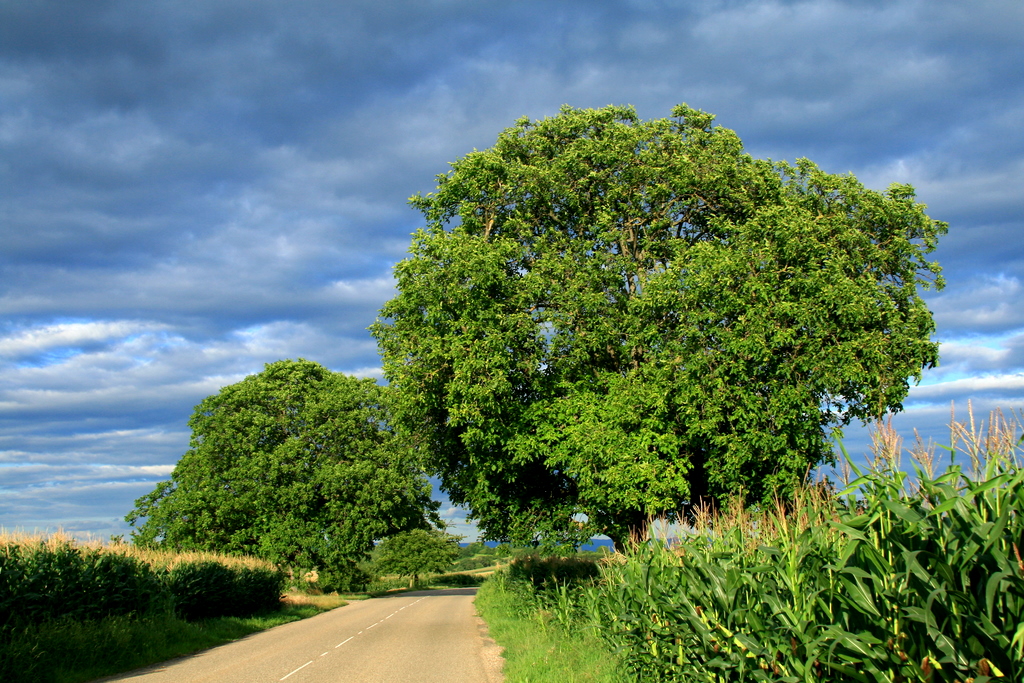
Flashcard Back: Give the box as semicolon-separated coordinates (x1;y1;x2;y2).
280;660;313;680
278;595;431;682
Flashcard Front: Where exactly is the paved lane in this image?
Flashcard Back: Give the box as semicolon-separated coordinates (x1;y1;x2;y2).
103;588;503;683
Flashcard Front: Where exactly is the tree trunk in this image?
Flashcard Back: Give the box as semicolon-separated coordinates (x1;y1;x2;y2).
684;448;720;522
607;510;650;553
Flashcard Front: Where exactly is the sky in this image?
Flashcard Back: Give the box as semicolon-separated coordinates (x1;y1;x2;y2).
1;0;1022;542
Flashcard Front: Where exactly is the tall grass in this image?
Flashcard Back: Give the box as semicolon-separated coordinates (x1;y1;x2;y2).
475;565;626;683
589;406;1024;682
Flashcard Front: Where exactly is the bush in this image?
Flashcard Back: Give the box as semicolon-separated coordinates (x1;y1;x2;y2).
314;562;370;593
366;575;416;593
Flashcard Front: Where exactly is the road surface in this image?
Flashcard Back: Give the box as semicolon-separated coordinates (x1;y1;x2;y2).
102;587;503;683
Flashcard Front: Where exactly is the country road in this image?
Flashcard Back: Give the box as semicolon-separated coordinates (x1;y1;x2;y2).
100;588;503;683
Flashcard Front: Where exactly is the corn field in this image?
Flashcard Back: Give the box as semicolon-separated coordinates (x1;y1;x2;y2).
0;533;283;630
588;407;1024;682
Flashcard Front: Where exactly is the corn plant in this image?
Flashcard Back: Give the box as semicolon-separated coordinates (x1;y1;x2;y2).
0;534;284;631
590;407;1024;682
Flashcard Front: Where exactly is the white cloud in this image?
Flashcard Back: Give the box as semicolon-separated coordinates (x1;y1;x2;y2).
909;373;1024;400
0;321;167;358
325;277;396;304
929;276;1024;333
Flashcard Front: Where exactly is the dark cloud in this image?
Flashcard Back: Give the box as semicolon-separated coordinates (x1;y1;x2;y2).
1;0;1022;537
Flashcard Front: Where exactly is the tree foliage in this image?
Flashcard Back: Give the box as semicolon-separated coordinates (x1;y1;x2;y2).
371;104;946;548
373;528;461;586
126;359;437;579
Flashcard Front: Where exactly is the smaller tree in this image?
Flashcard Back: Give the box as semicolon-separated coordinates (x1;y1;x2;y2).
373;529;461;588
126;359;437;590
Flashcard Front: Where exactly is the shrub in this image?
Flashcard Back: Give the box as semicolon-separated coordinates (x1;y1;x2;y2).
314;562;370;593
366;575;413;593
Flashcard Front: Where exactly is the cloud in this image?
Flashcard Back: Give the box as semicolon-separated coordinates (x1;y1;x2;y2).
0;320;167;362
910;373;1024;402
2;0;1023;537
928;277;1024;334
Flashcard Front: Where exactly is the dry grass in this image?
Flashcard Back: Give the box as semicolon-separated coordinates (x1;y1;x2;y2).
0;531;276;571
280;592;349;609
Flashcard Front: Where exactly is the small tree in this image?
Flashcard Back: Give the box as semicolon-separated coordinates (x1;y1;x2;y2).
126;359;437;588
374;529;461;588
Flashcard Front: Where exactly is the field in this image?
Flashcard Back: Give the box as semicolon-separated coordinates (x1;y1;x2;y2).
0;534;310;683
481;407;1024;682
3;407;1021;682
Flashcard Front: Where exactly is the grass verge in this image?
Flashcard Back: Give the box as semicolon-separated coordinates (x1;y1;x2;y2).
474;578;626;683
0;596;347;683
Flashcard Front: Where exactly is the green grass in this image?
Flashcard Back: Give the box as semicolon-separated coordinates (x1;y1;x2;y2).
474;578;627;683
0;599;345;683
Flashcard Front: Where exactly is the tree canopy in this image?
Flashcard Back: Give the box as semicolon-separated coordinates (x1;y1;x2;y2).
371;104;946;549
126;359;437;583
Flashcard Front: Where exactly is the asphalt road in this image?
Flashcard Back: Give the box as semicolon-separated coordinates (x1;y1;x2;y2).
102;588;504;683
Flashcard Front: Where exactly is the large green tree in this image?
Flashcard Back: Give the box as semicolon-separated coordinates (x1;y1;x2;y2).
371;104;946;549
126;359;437;582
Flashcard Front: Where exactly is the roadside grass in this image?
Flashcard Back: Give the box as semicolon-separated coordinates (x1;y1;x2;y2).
474;577;626;683
280;591;350;610
0;596;346;683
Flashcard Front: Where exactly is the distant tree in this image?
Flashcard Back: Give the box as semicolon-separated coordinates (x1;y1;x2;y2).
372;104;946;549
455;541;499;570
126;359;437;588
373;528;461;587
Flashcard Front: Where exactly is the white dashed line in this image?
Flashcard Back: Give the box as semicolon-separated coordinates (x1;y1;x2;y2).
280;660;313;680
280;596;427;681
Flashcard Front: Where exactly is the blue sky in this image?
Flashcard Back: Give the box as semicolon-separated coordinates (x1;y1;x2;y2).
1;0;1022;541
